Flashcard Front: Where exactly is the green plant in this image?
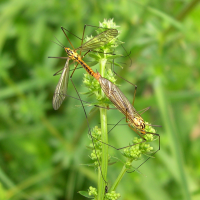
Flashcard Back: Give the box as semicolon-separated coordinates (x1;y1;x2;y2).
78;19;158;200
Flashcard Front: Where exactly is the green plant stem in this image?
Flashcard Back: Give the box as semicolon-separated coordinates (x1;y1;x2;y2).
110;165;127;192
97;58;108;200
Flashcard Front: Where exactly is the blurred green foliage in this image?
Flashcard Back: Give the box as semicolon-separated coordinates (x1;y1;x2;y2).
0;0;200;199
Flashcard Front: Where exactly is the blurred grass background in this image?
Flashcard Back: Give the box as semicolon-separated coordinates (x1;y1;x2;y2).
0;0;200;199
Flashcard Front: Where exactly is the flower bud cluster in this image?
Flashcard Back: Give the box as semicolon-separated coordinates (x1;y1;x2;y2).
89;126;102;165
105;191;121;200
123;123;157;161
89;126;102;149
88;186;97;197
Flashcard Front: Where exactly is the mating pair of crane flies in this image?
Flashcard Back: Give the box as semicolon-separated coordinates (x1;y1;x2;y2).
49;25;160;180
49;25;119;184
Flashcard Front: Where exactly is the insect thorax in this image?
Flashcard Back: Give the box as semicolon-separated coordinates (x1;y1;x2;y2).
131;116;145;131
64;48;78;59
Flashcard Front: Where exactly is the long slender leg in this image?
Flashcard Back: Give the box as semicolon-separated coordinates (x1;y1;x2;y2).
70;62;79;79
52;60;75;76
61;27;75;50
70;77;108;184
61;27;83;41
107;117;125;134
112;60;137;106
79;24;87;56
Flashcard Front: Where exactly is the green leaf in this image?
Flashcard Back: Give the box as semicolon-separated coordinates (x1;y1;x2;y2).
88;53;100;60
113;62;123;69
78;191;93;198
107;54;124;59
88;106;99;114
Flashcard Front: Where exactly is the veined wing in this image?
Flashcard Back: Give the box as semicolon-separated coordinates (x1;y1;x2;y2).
99;77;141;119
53;58;70;110
76;29;118;52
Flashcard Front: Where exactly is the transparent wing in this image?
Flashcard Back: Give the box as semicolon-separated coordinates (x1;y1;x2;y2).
53;58;70;110
99;77;141;119
76;29;118;52
110;85;141;119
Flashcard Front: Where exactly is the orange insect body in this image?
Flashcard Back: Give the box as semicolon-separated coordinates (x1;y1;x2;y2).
64;47;100;78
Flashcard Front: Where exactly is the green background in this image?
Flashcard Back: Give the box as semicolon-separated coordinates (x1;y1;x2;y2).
0;0;200;199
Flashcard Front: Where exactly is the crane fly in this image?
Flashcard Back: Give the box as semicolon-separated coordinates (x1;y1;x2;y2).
79;68;160;171
94;71;159;142
92;71;160;171
53;48;160;171
49;25;118;185
49;26;118;110
50;25;158;180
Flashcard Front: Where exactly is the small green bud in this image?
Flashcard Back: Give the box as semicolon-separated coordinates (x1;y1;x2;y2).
123;144;142;160
145;122;156;134
88;186;98;196
144;133;154;141
105;69;117;84
125;161;132;169
91;149;102;160
105;190;121;200
99;19;119;29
